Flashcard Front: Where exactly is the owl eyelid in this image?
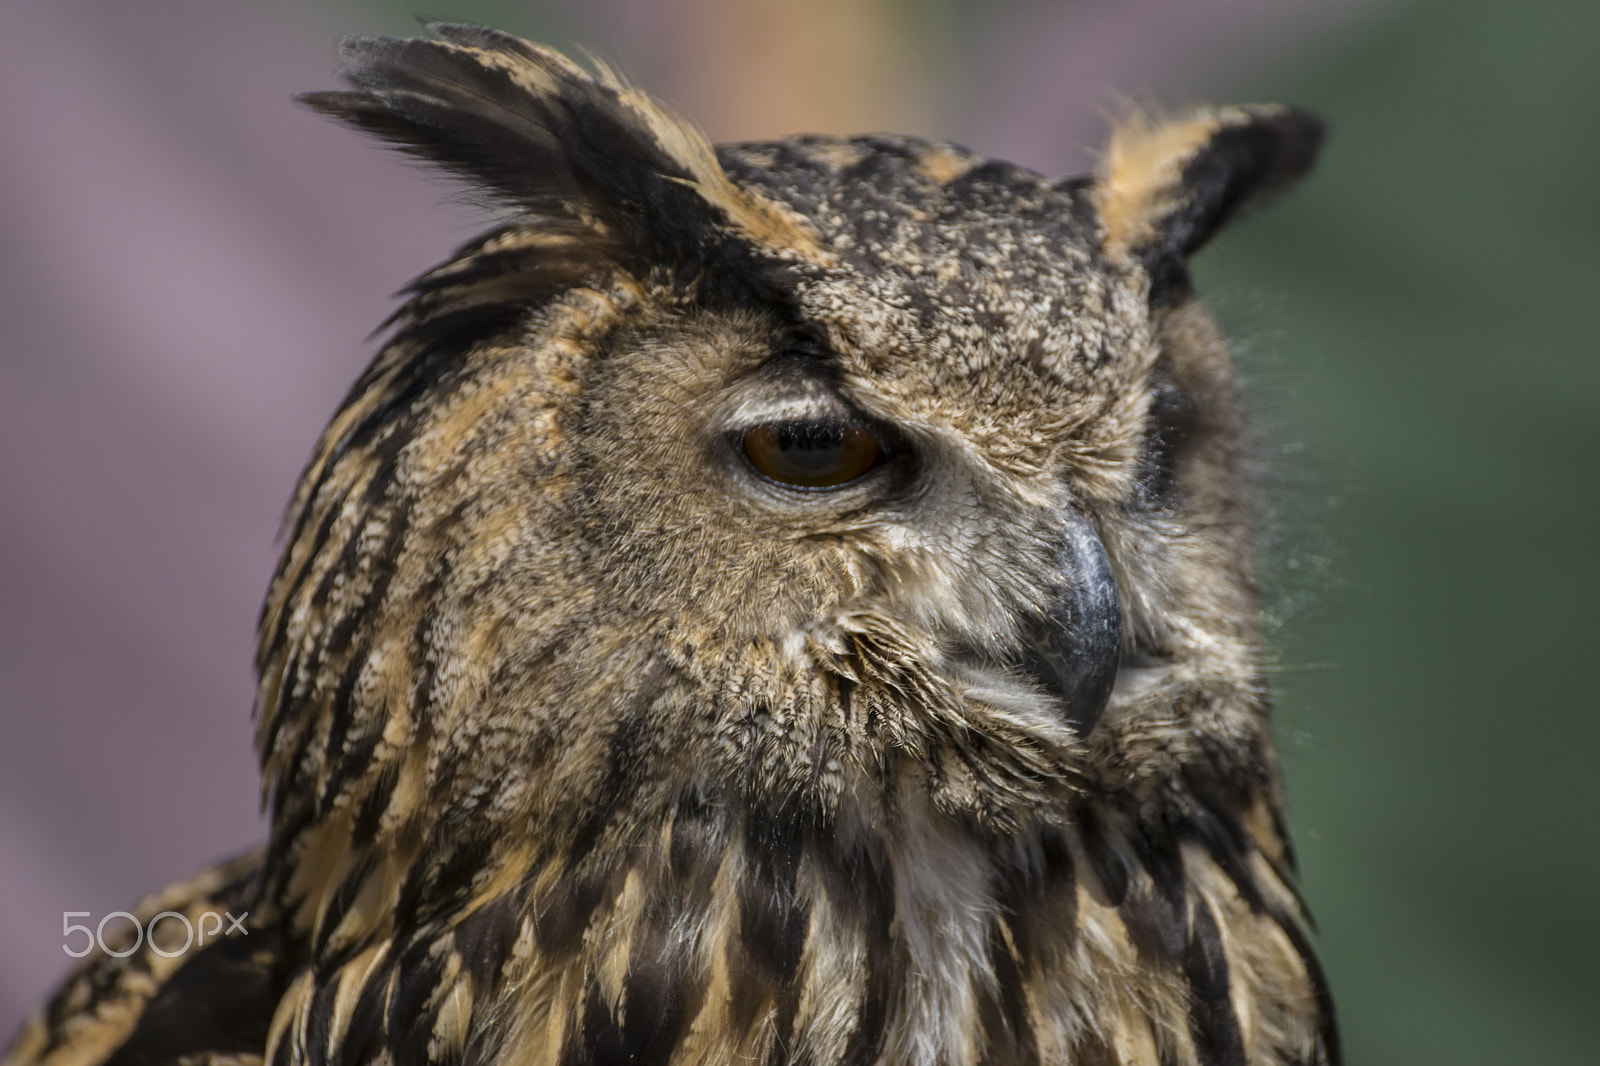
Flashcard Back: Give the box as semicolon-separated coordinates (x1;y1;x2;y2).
722;392;856;428
719;353;858;428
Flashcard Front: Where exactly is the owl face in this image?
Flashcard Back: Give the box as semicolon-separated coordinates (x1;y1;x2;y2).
565;148;1152;748
266;26;1321;867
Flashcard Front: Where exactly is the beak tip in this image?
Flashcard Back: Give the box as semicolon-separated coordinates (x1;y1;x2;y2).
1022;508;1123;740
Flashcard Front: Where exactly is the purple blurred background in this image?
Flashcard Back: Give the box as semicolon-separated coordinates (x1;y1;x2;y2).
0;0;1375;1036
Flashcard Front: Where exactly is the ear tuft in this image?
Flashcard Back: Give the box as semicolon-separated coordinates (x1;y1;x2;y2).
1093;105;1323;279
299;25;828;268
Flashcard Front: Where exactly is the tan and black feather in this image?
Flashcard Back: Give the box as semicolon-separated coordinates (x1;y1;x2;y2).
4;25;1333;1066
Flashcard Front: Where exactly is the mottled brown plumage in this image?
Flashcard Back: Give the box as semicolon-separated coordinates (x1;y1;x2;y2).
5;24;1333;1066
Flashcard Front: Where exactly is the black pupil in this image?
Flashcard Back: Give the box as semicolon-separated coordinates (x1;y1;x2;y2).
774;423;848;476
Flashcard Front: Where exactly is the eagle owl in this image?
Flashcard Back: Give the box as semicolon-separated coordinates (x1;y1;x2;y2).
5;24;1333;1066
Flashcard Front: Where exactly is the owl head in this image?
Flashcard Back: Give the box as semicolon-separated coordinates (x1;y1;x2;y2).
262;25;1321;921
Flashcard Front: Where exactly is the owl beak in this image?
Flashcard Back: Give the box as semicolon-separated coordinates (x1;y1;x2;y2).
1022;510;1123;739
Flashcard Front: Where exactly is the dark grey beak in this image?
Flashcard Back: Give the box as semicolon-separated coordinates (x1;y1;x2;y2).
1022;508;1122;738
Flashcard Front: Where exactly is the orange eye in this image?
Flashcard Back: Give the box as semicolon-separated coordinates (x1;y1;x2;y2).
738;421;886;489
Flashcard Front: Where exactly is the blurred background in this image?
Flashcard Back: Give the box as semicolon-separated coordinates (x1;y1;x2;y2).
1;0;1595;1061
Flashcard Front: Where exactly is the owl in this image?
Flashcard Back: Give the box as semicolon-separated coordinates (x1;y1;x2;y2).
4;23;1332;1066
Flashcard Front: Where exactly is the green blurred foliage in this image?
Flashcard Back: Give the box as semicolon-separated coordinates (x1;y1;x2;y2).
1196;0;1600;1062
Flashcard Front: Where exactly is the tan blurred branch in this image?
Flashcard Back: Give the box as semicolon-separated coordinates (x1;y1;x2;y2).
656;0;938;141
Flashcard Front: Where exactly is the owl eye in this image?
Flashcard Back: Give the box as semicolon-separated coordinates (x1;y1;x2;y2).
1137;378;1200;505
737;420;887;489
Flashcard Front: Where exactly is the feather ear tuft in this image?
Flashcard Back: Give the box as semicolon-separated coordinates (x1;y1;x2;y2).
299;26;828;267
1093;105;1323;294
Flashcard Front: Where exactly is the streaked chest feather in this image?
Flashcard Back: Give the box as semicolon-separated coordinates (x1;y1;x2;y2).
268;781;1329;1066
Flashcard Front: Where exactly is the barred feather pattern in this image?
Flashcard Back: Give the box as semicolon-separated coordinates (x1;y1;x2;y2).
4;25;1334;1066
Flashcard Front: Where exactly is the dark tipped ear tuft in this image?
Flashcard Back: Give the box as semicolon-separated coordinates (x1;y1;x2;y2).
1093;105;1323;290
298;25;829;268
